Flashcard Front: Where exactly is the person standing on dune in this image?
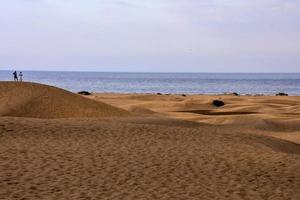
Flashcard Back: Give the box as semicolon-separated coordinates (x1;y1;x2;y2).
19;72;23;82
13;71;18;81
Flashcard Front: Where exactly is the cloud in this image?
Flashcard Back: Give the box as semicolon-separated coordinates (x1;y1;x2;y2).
0;0;299;72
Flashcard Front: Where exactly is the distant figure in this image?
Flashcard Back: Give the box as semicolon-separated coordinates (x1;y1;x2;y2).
13;71;18;81
19;72;23;82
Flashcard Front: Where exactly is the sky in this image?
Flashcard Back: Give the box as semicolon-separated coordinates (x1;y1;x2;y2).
0;0;300;72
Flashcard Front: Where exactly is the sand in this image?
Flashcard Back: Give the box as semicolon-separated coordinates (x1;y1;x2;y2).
0;82;299;200
0;82;129;118
91;93;300;144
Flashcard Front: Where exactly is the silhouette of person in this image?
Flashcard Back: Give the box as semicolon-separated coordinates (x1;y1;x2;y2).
19;72;23;82
13;71;18;81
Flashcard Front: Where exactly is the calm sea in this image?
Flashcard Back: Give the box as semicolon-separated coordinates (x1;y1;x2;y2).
1;71;300;95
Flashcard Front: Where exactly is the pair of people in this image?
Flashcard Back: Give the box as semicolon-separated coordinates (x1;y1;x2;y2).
13;71;23;82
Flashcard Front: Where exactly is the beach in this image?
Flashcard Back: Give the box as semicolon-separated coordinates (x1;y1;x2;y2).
0;82;299;199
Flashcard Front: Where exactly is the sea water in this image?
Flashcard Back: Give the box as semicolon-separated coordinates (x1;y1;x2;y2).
1;71;300;95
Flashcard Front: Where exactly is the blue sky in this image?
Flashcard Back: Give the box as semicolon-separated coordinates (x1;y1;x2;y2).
0;0;300;72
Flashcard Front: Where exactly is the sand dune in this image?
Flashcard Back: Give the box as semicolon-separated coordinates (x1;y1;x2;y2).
0;82;130;118
0;117;299;199
128;105;157;115
93;93;300;143
0;84;299;199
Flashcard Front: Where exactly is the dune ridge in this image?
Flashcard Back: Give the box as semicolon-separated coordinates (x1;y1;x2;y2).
92;93;300;143
0;82;130;118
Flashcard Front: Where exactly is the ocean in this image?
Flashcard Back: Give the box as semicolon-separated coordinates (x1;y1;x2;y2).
1;71;300;95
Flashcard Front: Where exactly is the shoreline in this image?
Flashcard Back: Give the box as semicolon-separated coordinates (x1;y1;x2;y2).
88;92;297;96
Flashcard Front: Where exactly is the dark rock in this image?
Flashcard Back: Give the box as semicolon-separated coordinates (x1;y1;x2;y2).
276;92;288;96
78;91;92;95
213;100;225;107
157;93;163;95
233;92;239;96
182;94;187;97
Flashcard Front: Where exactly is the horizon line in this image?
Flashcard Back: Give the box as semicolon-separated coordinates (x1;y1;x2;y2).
1;69;300;74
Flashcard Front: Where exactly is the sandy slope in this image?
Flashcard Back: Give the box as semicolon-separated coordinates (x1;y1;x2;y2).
0;83;299;199
0;82;129;118
0;117;299;200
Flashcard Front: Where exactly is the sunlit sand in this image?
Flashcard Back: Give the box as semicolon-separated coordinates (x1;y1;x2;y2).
0;82;299;199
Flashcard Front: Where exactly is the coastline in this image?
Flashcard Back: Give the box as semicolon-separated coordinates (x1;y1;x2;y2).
1;71;300;95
